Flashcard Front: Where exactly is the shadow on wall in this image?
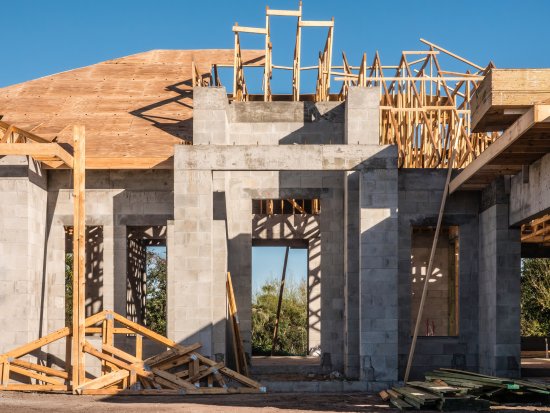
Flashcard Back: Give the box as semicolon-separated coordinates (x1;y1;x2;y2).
129;78;194;144
64;226;104;318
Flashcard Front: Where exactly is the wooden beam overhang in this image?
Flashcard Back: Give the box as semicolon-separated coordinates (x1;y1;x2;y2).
449;104;550;193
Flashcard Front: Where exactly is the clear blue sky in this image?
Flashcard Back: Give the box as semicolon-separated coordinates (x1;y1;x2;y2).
252;247;307;296
1;0;549;89
3;1;549;291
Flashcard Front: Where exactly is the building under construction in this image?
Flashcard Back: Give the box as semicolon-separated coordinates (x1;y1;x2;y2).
0;3;549;395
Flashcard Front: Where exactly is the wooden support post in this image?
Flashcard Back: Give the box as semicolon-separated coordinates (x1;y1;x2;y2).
271;246;290;355
1;362;9;387
404;120;461;382
227;272;248;376
135;334;143;360
71;125;86;391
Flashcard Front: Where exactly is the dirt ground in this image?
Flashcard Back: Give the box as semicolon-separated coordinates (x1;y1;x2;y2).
0;391;549;413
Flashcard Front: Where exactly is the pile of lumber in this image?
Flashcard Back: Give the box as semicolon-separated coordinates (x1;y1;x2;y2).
380;368;550;411
0;310;265;395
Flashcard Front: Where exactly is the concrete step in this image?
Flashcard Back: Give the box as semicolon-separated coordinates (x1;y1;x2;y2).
249;363;324;376
260;380;369;393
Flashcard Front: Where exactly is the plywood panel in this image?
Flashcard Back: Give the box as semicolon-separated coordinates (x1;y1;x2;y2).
471;69;550;132
0;49;264;169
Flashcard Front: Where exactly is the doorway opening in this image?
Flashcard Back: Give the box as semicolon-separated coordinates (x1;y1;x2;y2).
64;226;103;326
127;226;167;336
519;229;550;378
251;240;308;357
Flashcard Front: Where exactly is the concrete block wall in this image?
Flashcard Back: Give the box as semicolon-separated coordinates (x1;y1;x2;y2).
346;87;380;145
172;169;217;356
397;169;481;379
229;101;344;145
45;169;173;362
344;171;360;379
358;146;399;383
0;158;47;356
174;87;376;372
222;170;346;369
479;178;521;377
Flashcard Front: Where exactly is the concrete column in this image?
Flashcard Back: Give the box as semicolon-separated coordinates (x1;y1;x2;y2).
113;225;127;316
192;87;229;145
225;171;253;355
319;181;345;371
212;172;227;359
172;169;215;356
359;160;399;384
344;170;361;378
345;87;380;145
479;179;521;377
0;158;47;354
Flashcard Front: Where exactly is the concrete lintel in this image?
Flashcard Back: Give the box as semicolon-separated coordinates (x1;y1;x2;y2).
175;144;396;171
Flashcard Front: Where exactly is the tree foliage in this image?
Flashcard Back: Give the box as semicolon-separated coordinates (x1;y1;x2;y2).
521;258;550;336
65;253;73;326
252;278;308;356
145;249;167;336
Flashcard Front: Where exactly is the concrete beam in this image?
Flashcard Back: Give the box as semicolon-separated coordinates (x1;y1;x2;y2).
509;152;550;225
175;144;396;171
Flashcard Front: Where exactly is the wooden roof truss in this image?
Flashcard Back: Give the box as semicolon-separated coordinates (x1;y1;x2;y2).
0;120;73;168
192;3;498;169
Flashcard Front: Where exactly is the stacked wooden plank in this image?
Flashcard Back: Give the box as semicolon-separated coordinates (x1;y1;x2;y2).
381;368;550;411
0;310;265;395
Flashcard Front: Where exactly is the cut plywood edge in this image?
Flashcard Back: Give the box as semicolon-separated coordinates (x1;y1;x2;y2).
471;69;550;132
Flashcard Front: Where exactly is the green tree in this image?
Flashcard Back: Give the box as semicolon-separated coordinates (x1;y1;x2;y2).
65;253;73;326
521;258;550;336
252;278;308;356
145;249;167;336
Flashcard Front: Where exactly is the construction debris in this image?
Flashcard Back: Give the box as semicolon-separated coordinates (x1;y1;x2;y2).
381;369;550;411
0;310;265;395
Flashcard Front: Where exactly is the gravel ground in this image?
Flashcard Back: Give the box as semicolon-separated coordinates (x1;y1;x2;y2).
0;391;549;413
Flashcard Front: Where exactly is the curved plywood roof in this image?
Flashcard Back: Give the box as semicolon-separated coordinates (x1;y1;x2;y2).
0;49;264;169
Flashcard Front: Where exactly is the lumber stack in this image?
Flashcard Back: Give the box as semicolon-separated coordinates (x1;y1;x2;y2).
0;310;265;395
380;368;550;411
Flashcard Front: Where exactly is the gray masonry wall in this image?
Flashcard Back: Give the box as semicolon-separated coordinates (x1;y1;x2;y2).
359;153;399;386
0;157;47;357
397;170;481;379
0;167;174;373
172;85;384;375
0;83;527;386
479;178;521;377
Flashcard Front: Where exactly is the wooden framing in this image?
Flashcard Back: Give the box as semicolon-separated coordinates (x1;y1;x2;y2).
449;104;550;192
226;272;248;376
522;214;550;244
192;4;497;170
71;125;86;388
0;124;264;396
0;121;73;168
0;309;264;395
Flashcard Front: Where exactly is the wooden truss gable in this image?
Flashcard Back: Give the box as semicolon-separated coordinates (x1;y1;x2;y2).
0;120;73;168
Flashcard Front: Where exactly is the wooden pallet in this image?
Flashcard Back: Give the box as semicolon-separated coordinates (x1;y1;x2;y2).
0;310;265;395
